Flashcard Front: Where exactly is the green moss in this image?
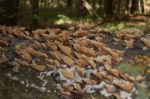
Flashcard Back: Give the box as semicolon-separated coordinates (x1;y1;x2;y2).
136;86;149;99
117;63;144;77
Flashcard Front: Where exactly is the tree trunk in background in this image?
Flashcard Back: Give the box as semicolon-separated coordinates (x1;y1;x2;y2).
91;0;96;10
115;0;121;15
76;0;87;16
125;0;130;15
44;0;47;8
104;0;114;18
31;0;39;28
140;0;144;13
0;0;19;25
67;0;73;9
131;0;139;14
98;0;105;16
46;0;50;8
43;0;48;8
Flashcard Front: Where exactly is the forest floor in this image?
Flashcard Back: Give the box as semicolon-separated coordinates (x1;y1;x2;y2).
0;19;150;99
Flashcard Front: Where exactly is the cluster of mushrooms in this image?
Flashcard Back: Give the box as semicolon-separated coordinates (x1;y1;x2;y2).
0;25;149;99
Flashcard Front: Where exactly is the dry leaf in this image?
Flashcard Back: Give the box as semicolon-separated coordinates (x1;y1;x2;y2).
59;45;72;56
105;84;114;93
92;71;102;79
141;37;150;48
30;61;46;72
74;44;96;57
76;40;89;47
77;59;88;66
45;59;54;65
54;60;60;67
114;80;134;92
87;59;96;69
91;40;104;49
62;70;74;79
108;68;120;77
46;41;57;51
50;51;61;62
46;64;54;69
62;54;74;67
32;40;41;48
27;48;48;59
105;74;114;81
103;47;124;58
112;93;122;99
74;52;82;59
136;75;145;82
124;39;134;48
83;79;97;85
0;40;8;46
75;66;85;77
73;83;82;90
73;30;87;37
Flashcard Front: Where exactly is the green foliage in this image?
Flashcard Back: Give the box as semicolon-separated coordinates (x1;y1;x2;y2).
55;14;72;24
101;22;146;32
102;23;127;32
33;14;41;21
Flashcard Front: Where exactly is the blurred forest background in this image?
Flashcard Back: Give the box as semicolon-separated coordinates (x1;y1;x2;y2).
1;1;150;99
0;0;150;27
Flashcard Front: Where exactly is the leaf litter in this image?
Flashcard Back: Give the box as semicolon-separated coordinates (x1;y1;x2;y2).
0;25;150;99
